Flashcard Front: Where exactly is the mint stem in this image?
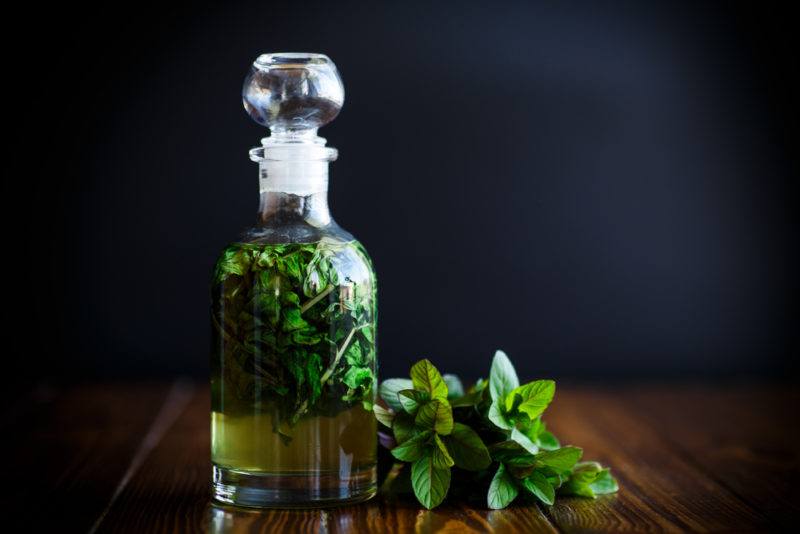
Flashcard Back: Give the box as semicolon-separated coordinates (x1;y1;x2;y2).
321;326;358;385
300;284;335;314
292;325;359;422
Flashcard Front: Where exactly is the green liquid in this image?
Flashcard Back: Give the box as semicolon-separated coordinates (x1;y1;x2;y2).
210;239;377;505
211;405;376;472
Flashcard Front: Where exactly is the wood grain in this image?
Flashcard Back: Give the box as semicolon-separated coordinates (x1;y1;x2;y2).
545;388;774;532
95;387;210;533
8;382;175;532
626;384;800;529
14;383;796;533
207;501;559;534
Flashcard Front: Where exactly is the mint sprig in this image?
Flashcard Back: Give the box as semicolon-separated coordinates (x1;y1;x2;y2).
374;350;618;509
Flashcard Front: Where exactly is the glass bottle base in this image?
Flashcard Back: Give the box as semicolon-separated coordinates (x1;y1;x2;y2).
211;464;377;509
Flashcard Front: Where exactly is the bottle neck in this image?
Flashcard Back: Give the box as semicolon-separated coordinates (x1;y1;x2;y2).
256;158;331;227
249;135;338;229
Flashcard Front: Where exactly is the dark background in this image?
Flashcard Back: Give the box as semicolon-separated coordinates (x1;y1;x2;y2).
15;1;797;383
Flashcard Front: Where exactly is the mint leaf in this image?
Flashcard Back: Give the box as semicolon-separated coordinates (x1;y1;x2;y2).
415;399;454;435
488;399;513;430
432;434;455;468
510;427;540;455
442;423;491;470
215;247;251;279
392;411;418;444
505;453;537;468
522;471;555;505
281;308;309;331
566;462;603;484
505;454;538;479
473;377;488;392
590;469;619;495
398;389;430;414
487;463;519;509
442;374;464;398
372;404;395;428
379;378;413;411
450;377;486;408
538;430;561;451
391;430;432;462
558;462;618;498
589;469;619;495
411;452;451;509
535;446;582;473
559;480;595;498
506;380;555;419
449;390;483;408
518;417;559;451
343;366;372;390
524;416;542;436
489;440;526;463
506;392;524;414
410;359;449;399
489;350;519;402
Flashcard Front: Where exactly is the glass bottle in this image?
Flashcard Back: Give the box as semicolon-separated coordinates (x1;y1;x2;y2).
210;53;377;508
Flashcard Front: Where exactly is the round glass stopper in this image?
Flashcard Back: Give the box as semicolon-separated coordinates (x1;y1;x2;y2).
243;53;344;134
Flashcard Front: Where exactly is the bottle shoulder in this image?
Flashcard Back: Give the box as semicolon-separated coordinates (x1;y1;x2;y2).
213;231;375;288
241;221;354;245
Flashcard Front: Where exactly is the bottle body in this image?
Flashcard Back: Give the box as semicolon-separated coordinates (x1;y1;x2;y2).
210;198;378;507
214;51;374;507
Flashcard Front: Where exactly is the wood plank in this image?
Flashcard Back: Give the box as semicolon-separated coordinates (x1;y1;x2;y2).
543;387;774;532
8;382;177;532
625;384;800;529
94;388;212;533
96;386;558;533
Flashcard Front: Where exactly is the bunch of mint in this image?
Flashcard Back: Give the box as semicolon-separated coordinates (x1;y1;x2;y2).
212;241;377;435
373;350;618;509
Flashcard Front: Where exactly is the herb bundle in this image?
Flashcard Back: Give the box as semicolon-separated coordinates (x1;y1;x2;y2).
374;351;618;509
211;239;377;436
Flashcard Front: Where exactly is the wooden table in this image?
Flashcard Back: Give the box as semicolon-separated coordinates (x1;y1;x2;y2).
10;382;798;532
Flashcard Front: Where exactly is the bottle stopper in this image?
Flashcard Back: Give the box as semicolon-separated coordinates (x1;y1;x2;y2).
243;53;344;143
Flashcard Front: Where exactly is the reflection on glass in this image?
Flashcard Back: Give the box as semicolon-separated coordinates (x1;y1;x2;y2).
209;504;371;533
